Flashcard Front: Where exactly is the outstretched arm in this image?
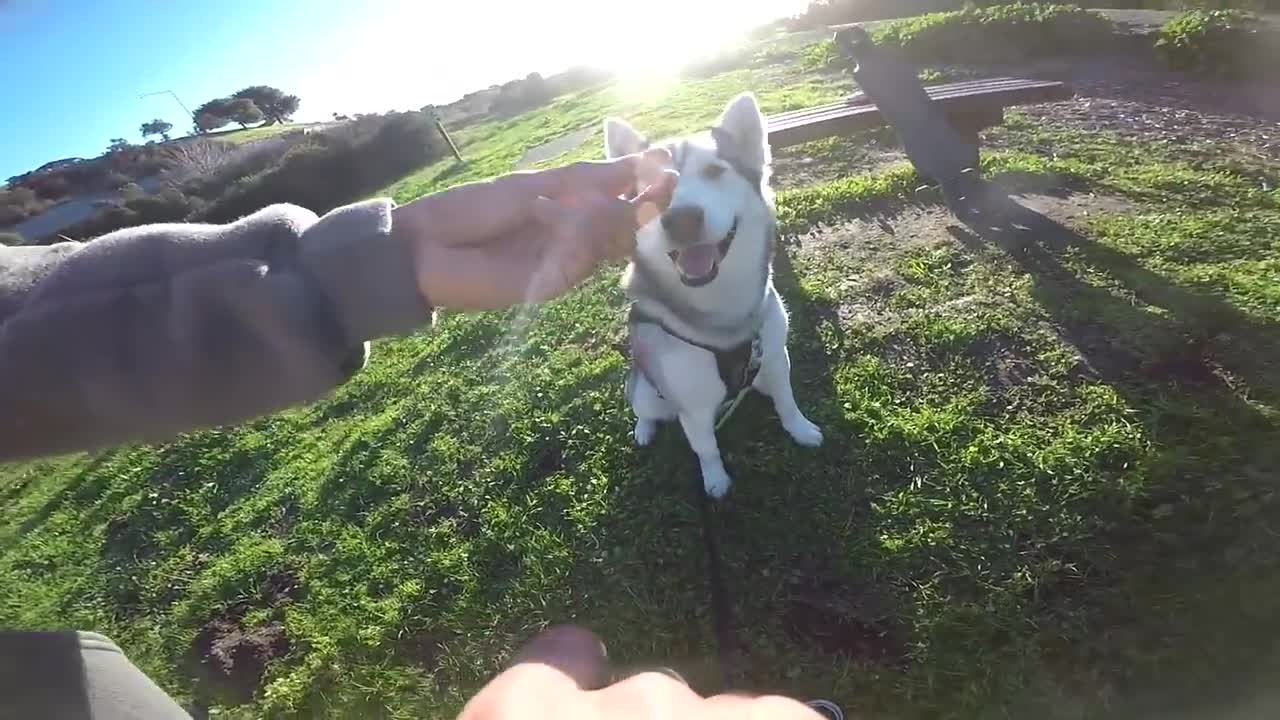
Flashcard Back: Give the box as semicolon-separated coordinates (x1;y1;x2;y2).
0;150;674;461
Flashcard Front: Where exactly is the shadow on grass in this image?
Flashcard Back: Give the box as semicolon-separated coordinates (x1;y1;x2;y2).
946;181;1280;717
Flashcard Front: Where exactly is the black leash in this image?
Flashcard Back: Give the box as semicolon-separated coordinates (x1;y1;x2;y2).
690;452;739;687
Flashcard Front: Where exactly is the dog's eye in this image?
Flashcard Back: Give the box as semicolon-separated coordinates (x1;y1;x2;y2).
700;164;726;181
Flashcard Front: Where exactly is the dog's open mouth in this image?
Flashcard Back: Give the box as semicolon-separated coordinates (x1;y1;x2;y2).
667;217;738;287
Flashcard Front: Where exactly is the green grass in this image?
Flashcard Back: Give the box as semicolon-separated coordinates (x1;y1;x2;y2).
792;1;1118;69
4;26;1280;720
206;123;305;145
1155;8;1273;78
382;54;851;204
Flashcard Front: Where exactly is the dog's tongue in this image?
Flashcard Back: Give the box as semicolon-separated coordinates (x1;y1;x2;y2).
677;244;718;278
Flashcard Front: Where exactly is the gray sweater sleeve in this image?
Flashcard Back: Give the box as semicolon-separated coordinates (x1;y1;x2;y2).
0;199;431;461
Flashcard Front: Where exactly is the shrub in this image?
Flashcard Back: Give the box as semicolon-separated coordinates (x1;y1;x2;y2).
199;111;442;222
25;173;72;201
29;111;440;242
102;171;133;190
789;0;958;29
490;73;554;116
871;3;1115;64
160;139;239;185
1156;9;1270;78
127;188;203;224
48;188;203;243
0;186;48;225
49;203;135;243
118;182;144;201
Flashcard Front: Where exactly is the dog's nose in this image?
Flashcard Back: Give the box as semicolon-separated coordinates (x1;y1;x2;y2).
661;206;704;245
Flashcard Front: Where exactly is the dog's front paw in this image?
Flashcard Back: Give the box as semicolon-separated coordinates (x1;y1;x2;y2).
784;415;824;447
634;419;657;447
702;466;732;499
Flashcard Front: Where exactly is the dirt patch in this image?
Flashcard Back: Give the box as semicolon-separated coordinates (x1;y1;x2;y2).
782;570;907;667
1138;335;1219;386
773;127;908;191
790;203;954;265
193;619;289;703
188;570;300;706
967;56;1280;162
785;204;966;330
394;630;458;670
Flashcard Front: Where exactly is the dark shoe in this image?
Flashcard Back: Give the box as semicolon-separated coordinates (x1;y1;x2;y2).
806;698;846;720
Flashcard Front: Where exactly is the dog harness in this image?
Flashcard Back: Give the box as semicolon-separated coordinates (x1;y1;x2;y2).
628;306;763;423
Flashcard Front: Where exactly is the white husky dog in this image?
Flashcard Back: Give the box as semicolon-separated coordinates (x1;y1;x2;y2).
605;92;823;499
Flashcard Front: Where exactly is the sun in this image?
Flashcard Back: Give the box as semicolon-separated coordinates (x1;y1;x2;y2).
564;0;809;95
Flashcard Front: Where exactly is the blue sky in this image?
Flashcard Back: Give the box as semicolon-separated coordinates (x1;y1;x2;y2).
1;0;804;181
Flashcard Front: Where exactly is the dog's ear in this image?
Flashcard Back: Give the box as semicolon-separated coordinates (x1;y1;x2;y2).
711;92;770;172
604;118;649;159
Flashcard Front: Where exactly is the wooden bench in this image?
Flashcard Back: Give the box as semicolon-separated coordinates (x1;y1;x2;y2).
763;25;1073;203
767;77;1073;150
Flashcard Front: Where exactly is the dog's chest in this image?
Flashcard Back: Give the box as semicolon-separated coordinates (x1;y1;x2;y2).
628;310;763;413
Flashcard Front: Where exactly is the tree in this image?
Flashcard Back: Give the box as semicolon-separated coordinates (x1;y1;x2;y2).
275;94;301;123
107;138;131;153
225;98;263;128
193;112;229;133
193;97;233;125
140;118;173;142
231;86;300;124
192;97;236;134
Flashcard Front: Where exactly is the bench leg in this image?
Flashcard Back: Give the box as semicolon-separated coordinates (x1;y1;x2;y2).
946;107;1003;173
938;108;1003;215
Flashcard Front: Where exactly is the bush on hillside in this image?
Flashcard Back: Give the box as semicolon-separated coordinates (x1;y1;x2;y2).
32;111;441;243
800;3;1113;69
159;139;241;187
128;188;205;223
872;3;1115;64
181;138;293;200
789;0;967;28
102;171;133;190
0;186;49;226
489;73;555;117
53;188;205;242
792;0;1280;27
1156;9;1271;77
198;110;442;222
25;173;73;201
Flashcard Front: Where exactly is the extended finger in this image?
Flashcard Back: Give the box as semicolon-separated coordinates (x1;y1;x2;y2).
545;147;674;201
632;168;678;228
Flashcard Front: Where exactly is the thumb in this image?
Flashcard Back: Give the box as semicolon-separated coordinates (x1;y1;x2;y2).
632;168;678;229
459;626;608;720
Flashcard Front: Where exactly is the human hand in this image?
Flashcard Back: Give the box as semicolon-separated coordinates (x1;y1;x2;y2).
459;625;827;720
396;149;676;311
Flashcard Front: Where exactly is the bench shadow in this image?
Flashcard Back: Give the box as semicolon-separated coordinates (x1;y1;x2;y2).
944;181;1280;716
952;182;1280;407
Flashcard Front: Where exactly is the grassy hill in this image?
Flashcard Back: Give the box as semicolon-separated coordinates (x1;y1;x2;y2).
4;16;1280;720
204;123;310;145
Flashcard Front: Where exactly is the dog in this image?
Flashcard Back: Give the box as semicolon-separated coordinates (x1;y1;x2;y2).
605;92;823;499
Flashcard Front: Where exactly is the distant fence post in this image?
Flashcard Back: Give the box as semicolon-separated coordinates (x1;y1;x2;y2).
425;108;463;163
